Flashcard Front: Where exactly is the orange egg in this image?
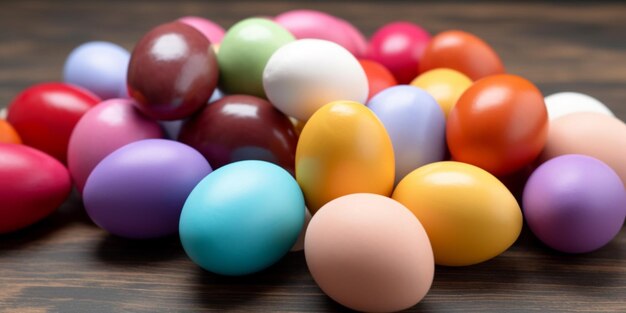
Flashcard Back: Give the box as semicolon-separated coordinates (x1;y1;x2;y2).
419;30;504;80
358;59;397;100
447;74;548;176
0;119;21;144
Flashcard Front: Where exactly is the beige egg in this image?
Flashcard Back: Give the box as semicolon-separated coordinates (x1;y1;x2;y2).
304;193;434;312
541;112;626;186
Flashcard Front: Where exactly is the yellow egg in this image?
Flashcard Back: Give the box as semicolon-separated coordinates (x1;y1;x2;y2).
410;68;472;117
392;161;522;266
296;101;395;214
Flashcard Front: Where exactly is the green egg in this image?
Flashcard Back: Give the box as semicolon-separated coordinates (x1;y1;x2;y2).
217;18;295;97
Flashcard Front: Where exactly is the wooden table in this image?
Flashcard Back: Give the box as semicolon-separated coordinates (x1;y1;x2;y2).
1;1;625;312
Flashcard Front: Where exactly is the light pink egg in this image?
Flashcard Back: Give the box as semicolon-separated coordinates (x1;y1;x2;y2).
67;99;163;193
305;193;434;312
179;16;225;44
274;10;363;56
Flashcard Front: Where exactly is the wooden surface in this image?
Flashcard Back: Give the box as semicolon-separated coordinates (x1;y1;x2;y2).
1;1;625;312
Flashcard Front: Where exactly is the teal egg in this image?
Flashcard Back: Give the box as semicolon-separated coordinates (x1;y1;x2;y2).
217;18;295;97
179;160;305;276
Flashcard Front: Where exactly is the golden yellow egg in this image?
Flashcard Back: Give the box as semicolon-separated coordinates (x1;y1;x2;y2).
296;101;395;214
392;161;522;266
410;68;472;117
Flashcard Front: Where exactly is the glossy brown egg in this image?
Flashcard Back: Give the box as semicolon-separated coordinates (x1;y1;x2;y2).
128;22;218;121
178;95;299;174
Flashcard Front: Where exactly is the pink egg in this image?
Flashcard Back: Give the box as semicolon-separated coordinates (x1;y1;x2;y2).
367;22;431;84
274;10;363;56
336;18;368;58
179;16;225;44
67;99;163;193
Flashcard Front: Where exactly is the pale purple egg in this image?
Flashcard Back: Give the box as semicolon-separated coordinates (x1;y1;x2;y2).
523;154;626;253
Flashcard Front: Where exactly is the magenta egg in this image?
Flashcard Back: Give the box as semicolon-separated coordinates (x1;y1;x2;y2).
0;143;72;233
127;22;219;121
178;16;225;44
67;98;164;193
367;22;431;84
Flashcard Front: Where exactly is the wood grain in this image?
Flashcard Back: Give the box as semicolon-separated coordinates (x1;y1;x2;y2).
1;1;625;312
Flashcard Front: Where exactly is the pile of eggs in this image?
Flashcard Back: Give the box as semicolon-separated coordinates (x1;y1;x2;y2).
1;9;626;312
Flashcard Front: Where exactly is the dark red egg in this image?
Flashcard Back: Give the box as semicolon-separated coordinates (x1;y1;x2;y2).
127;22;219;121
178;95;298;174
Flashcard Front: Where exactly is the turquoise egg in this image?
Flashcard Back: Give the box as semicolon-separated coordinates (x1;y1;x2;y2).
179;160;305;276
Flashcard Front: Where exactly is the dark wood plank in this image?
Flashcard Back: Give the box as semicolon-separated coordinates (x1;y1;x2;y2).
1;1;625;312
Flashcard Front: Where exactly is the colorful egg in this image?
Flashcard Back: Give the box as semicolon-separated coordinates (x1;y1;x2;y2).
264;39;368;121
63;41;130;100
544;91;614;120
180;160;304;276
83;139;212;239
127;22;218;120
67;99;163;193
359;59;397;100
274;10;366;57
0;143;71;233
178;16;225;44
367;22;431;84
367;85;446;183
0;119;21;144
420;30;504;80
541;112;626;187
178;95;299;174
524;155;626;253
218;18;294;97
447;74;548;176
7;83;100;162
410;68;472;117
393;161;522;266
296;101;394;213
305;193;434;312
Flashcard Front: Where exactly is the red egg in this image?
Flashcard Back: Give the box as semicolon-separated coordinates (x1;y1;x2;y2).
367;22;431;84
178;95;298;174
0;144;72;233
447;74;548;176
420;30;504;80
128;22;219;121
358;59;397;100
7;83;101;163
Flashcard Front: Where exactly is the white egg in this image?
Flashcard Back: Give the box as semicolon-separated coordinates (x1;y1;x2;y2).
0;107;7;119
263;39;368;121
544;92;614;120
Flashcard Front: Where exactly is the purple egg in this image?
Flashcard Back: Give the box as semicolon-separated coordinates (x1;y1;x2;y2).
83;139;212;239
523;154;626;253
367;85;446;183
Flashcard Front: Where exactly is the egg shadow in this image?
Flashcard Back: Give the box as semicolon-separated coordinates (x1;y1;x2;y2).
94;233;186;266
193;251;341;311
0;189;92;255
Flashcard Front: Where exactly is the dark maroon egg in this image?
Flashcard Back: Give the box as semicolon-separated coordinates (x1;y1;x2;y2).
128;22;219;121
178;95;299;174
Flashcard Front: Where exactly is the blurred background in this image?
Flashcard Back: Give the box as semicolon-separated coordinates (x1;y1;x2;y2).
1;0;625;116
